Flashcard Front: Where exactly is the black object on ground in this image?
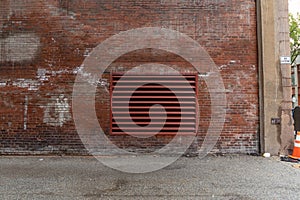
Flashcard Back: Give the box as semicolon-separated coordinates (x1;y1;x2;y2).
280;156;300;163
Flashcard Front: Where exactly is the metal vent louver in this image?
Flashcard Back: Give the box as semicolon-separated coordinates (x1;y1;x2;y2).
110;73;198;135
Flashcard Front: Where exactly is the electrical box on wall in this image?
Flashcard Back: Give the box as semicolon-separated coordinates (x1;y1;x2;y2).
271;118;281;125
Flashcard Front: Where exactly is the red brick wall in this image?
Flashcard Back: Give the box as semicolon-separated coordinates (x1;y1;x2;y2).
0;0;258;155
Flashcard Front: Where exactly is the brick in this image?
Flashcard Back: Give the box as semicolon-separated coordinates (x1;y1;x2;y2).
0;0;258;155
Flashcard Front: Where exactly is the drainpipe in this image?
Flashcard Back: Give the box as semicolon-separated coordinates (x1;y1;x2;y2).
256;0;264;154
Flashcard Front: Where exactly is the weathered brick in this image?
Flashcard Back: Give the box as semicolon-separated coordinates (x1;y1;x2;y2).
0;0;258;155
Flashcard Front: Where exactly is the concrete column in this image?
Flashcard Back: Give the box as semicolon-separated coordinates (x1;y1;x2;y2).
259;0;294;155
277;0;294;155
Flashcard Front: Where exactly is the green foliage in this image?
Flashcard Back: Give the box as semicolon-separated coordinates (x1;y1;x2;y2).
290;13;300;65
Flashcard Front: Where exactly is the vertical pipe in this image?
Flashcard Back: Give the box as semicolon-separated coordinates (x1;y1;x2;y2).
256;0;264;153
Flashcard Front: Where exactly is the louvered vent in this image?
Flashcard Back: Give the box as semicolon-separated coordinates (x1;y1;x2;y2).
110;73;198;135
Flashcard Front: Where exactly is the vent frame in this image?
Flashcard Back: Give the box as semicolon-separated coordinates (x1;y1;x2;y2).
110;72;198;136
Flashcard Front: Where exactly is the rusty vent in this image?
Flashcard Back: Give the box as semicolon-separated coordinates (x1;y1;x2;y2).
110;73;198;135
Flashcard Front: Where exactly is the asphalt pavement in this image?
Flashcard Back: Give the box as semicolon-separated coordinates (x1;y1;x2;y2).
0;155;300;200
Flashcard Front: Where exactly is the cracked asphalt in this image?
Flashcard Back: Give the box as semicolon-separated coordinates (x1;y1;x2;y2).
1;155;300;200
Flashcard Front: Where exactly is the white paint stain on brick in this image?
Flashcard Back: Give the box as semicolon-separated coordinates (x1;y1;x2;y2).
0;68;77;90
36;68;80;82
44;2;77;19
1;67;82;91
0;33;40;62
8;0;33;16
43;94;71;127
75;65;99;86
0;82;7;87
36;69;48;81
12;79;40;91
23;95;28;130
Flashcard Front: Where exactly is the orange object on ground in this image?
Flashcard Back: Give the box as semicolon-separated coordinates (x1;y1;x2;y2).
289;131;300;159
